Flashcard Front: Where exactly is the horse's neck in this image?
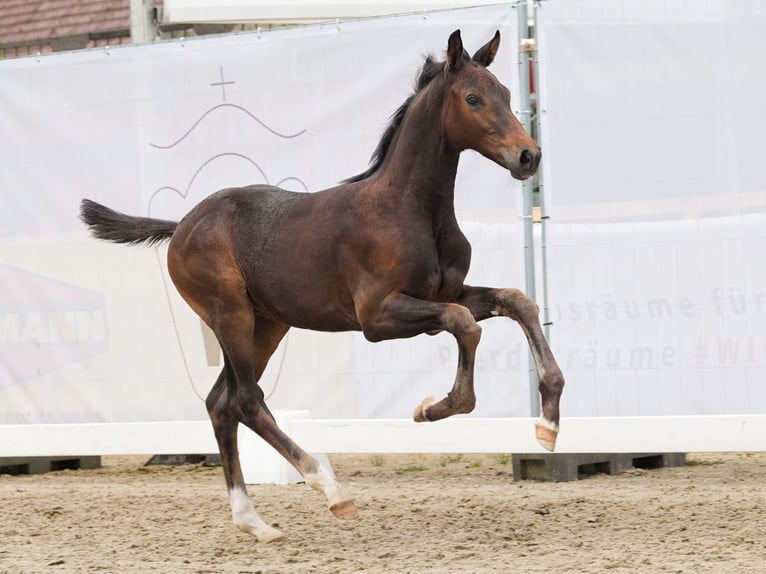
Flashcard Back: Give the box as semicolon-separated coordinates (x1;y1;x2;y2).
377;91;460;217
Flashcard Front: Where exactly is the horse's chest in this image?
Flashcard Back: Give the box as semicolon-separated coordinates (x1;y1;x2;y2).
414;230;471;301
439;239;471;296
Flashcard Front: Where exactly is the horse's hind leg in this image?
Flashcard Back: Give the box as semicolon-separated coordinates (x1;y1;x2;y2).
206;367;286;542
246;400;358;520
458;286;565;451
208;308;356;541
234;316;357;521
170;231;355;539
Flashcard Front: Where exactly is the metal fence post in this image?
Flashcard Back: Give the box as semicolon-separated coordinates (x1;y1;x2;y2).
532;0;553;345
517;0;540;418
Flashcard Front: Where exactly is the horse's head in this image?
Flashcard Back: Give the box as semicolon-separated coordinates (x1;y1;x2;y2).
442;30;541;181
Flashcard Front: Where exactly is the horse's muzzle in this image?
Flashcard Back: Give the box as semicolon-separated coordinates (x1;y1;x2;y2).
502;146;541;180
520;147;540;173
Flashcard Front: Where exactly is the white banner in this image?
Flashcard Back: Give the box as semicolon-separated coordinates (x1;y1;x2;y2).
538;0;766;416
0;4;531;424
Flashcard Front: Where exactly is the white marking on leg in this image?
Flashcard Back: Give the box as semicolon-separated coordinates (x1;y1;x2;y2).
229;487;284;542
304;463;347;508
536;416;559;432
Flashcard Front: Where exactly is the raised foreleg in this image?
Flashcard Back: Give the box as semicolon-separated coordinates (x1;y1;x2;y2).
356;292;482;422
457;286;565;451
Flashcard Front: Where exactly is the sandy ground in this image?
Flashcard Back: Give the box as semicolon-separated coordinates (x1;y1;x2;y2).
1;452;765;574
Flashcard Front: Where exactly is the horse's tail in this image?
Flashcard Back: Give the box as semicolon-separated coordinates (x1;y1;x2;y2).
80;198;178;246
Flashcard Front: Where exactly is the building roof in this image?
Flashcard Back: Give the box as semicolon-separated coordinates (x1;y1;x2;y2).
0;0;129;47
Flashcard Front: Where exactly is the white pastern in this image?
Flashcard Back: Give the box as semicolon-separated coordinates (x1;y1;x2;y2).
536;416;559;432
229;487;284;542
304;464;347;508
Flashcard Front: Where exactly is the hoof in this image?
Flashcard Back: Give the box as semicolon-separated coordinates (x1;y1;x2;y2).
260;527;286;544
330;499;359;520
535;421;558;452
241;523;285;543
413;396;437;423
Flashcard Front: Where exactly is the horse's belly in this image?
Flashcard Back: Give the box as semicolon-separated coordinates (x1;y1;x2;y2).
247;277;360;332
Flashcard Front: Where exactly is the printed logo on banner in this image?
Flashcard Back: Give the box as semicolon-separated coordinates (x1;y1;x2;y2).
143;64;310;368
0;264;107;389
146;65;309;219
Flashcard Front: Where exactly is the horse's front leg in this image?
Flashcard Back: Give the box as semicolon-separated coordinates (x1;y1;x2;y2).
356;293;482;422
457;286;565;451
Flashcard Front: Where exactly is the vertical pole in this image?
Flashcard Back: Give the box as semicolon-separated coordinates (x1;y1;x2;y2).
130;0;158;44
533;0;552;344
517;0;540;418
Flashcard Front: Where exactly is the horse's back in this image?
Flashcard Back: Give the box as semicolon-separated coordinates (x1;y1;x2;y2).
168;183;360;330
173;184;307;251
189;184;304;224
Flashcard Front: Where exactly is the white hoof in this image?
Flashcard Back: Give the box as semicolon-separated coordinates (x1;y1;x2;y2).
237;522;285;543
305;464;358;520
413;396;438;422
230;486;285;542
535;418;559;452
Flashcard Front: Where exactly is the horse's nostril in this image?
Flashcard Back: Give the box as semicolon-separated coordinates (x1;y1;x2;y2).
520;148;534;170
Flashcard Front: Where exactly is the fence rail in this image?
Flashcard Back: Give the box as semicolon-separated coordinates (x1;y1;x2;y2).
2;414;765;457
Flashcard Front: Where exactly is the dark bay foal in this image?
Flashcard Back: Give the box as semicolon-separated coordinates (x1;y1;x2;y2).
80;30;564;542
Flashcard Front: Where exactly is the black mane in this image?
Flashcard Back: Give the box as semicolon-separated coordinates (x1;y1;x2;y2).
343;56;444;184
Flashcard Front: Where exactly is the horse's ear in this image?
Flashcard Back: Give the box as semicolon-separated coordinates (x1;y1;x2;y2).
446;29;464;72
473;30;501;67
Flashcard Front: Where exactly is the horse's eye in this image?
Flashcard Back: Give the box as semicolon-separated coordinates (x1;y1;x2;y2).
465;94;481;107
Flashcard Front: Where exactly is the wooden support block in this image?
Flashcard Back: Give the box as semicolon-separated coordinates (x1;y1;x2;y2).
145;454;221;466
512;452;686;482
0;456;101;476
